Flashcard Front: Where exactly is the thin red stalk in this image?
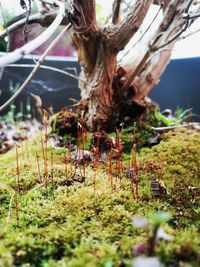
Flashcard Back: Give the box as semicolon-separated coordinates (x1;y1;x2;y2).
69;138;73;176
115;129;121;180
15;144;20;193
41;132;48;191
25;129;29;160
15;144;20;225
44;118;49;179
41;134;46;170
120;126;124;172
93;126;100;196
76;121;81;161
132;127;139;199
50;146;54;180
15;191;19;225
64;154;68;191
109;145;113;193
82;126;87;179
129;159;135;195
34;141;42;182
94;163;96;197
96;125;100;163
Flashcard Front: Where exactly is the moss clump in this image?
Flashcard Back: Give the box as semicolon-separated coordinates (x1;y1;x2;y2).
0;128;199;266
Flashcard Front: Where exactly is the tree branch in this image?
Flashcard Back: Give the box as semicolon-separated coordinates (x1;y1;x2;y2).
112;0;122;25
106;0;153;52
0;11;69;40
7;64;83;82
70;0;98;34
134;0;195;99
0;0;66;67
0;23;71;113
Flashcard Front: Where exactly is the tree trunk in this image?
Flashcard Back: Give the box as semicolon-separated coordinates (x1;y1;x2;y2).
78;36;146;131
69;0;194;131
72;0;153;131
80;39;117;131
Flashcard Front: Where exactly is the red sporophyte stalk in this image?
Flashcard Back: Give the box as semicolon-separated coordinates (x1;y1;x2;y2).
69;138;73;176
15;144;20;193
50;146;54;180
76;120;82;160
109;143;114;193
115;129;121;180
64;154;68;191
129;159;135;195
44;117;49;178
25;129;29;160
93;126;101;196
120;123;124;172
96;125;100;163
41;134;46;171
132;125;139;199
34;140;42;182
82;126;87;179
41;109;49;191
15;191;19;225
41;132;48;191
15;144;20;225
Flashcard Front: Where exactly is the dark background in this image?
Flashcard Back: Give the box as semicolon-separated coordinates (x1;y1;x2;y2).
0;55;199;118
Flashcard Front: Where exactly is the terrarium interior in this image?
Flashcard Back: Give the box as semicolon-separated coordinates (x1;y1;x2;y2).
0;1;199;267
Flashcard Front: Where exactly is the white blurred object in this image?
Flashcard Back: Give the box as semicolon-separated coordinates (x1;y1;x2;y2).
132;216;148;229
132;256;161;267
156;227;173;241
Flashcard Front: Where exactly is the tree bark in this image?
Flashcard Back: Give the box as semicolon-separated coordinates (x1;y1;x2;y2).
133;0;193;99
4;0;198;131
72;0;154;130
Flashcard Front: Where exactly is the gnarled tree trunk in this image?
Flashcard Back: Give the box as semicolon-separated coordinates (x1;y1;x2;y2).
1;0;198;131
69;0;194;131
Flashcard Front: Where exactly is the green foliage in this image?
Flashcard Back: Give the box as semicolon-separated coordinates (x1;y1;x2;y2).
148;212;172;226
0;129;199;266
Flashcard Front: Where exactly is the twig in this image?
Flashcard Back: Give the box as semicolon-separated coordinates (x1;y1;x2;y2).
0;13;45;39
7;64;82;82
23;0;32;43
151;122;200;131
0;0;9;51
0;23;72;113
181;27;200;39
0;0;66;67
118;3;163;62
34;140;42;182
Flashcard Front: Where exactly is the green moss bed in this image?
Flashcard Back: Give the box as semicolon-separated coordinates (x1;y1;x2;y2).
0;128;199;267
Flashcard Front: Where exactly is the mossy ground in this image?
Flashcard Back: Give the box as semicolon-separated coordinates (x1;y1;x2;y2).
0;128;199;267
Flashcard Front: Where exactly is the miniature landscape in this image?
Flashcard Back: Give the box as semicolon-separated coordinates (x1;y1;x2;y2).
0;107;199;267
0;1;200;266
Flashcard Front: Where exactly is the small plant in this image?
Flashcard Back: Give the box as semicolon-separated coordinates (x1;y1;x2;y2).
9;81;20;94
132;211;173;265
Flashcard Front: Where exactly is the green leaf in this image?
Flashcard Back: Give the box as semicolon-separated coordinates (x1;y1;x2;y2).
148;212;172;226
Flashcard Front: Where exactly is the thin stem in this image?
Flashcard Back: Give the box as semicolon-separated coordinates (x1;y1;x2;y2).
0;23;71;112
118;3;163;62
34;141;42;182
7;64;82;82
16;145;20;193
0;0;66;67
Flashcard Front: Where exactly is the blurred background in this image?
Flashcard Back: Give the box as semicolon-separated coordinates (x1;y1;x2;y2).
0;0;199;120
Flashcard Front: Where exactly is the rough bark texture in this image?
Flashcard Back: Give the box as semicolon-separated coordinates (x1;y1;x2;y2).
71;0;154;130
5;0;197;131
135;0;191;99
70;0;194;131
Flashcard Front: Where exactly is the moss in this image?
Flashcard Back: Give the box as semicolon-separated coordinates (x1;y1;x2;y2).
0;128;199;266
